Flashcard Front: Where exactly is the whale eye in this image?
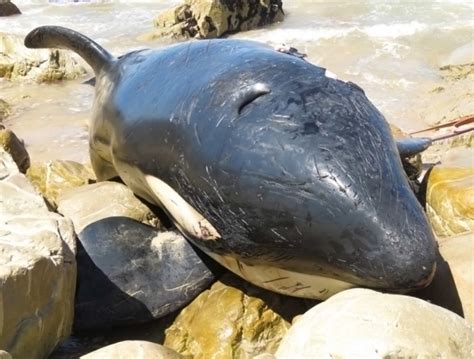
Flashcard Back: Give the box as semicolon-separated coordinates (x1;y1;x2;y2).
237;83;271;114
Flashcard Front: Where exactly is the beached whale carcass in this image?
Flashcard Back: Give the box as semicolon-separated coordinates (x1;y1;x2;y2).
25;26;437;299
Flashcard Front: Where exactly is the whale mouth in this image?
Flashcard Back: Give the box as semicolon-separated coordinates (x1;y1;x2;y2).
372;260;437;294
202;251;355;300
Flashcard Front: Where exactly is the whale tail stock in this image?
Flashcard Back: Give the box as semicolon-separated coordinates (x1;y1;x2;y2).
24;25;114;75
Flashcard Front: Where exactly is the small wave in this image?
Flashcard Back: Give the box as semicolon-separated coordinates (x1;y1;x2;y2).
242;21;428;45
241;27;355;44
360;21;427;38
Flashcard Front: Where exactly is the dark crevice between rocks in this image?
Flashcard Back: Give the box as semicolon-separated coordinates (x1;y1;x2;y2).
414;251;465;319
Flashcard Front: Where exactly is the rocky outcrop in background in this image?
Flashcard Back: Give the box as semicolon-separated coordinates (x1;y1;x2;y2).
144;0;284;40
163;272;311;358
0;33;87;82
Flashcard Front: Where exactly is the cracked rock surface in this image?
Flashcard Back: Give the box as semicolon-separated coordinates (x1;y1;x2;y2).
147;0;284;40
0;148;76;359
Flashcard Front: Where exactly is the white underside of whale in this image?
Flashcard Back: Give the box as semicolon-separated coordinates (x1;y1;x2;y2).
144;174;354;299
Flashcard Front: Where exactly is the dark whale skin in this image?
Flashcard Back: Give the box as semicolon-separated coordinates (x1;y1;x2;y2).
92;40;436;291
25;27;437;297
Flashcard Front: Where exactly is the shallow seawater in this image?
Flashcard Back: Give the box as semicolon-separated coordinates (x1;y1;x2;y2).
1;0;473;164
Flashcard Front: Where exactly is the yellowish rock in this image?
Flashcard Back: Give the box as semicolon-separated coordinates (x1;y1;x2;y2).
426;165;474;237
0;149;76;359
81;341;183;359
164;275;291;358
275;288;473;359
26;160;95;208
0;127;30;173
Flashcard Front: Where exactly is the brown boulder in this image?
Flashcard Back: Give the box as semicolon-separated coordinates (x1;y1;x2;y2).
0;33;87;82
147;0;284;40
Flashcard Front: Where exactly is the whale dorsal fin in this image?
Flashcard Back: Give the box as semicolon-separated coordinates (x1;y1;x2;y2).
24;26;114;75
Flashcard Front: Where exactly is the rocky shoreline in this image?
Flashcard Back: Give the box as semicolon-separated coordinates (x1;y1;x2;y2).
1;1;473;358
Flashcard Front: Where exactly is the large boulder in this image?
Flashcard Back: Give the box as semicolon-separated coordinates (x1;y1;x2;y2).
0;149;76;359
26;160;96;209
146;0;284;40
81;341;183;359
0;1;20;17
426;155;474;237
275;288;473;358
56;181;159;231
0;126;30;173
56;182;216;332
0;33;87;82
164;272;315;358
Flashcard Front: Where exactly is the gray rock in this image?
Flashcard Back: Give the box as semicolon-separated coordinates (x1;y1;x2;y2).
144;0;284;40
73;217;217;332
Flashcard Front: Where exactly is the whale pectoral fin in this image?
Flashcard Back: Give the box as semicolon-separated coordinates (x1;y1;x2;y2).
144;175;221;241
396;137;432;158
